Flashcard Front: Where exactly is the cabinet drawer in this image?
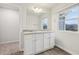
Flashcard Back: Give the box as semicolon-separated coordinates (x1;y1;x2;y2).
24;34;35;40
24;35;32;39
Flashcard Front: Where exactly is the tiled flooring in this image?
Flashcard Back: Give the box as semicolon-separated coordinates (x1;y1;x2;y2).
14;46;70;55
37;46;70;55
0;42;19;55
0;42;70;55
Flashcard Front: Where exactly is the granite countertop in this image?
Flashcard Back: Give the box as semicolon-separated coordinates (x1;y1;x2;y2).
23;30;52;35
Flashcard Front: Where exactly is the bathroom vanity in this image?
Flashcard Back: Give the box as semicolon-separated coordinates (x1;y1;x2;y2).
23;31;55;55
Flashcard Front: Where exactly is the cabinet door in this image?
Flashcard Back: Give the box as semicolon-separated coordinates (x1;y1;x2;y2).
24;34;35;55
44;33;50;50
49;33;55;48
35;33;43;53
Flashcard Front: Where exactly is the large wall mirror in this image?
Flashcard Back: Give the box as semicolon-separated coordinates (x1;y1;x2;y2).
41;17;48;30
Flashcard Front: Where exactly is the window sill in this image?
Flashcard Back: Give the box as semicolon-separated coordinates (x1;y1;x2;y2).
58;30;79;34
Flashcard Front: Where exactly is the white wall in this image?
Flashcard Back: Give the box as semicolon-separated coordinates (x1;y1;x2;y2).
51;3;79;54
56;32;79;54
0;8;19;43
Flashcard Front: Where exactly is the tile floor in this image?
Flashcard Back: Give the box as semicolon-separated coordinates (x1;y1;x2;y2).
0;42;19;55
0;42;70;55
37;46;70;55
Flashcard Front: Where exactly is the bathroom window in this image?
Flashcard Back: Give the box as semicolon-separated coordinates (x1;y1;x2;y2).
59;4;79;31
41;18;48;30
65;19;78;31
59;13;65;30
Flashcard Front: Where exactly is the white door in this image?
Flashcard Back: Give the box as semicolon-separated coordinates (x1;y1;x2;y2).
35;33;43;53
49;33;55;48
44;33;50;50
24;34;35;55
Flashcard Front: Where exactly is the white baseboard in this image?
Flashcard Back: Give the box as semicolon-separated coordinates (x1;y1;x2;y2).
56;44;78;55
0;40;19;44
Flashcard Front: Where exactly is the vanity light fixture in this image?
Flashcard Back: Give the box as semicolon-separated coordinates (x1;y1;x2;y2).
32;7;43;13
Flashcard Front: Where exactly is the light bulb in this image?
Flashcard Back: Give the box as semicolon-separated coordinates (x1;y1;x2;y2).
32;7;43;13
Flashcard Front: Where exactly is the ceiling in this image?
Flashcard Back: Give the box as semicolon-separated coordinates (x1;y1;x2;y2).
0;3;58;14
0;3;74;9
17;3;57;9
0;3;74;14
0;3;58;9
0;3;75;16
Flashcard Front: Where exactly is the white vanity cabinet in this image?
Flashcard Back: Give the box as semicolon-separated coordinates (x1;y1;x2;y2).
49;33;55;48
35;33;44;53
24;34;35;55
43;33;50;50
24;32;55;55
